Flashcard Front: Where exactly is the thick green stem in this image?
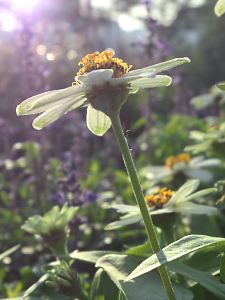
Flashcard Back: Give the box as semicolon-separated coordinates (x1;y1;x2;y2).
110;112;176;300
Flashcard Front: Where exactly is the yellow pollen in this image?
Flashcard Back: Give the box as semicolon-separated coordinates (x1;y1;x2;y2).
166;153;191;170
73;51;132;85
145;188;175;209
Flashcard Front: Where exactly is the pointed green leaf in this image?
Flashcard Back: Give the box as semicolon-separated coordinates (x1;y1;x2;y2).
23;274;49;298
0;245;20;261
220;253;225;282
68;250;120;263
215;0;225;16
87;105;112;136
169;261;225;299
126;235;225;281
90;269;119;300
96;254;193;300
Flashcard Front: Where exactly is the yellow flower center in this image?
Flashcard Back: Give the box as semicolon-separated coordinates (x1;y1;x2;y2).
73;51;132;85
145;188;175;209
166;153;191;170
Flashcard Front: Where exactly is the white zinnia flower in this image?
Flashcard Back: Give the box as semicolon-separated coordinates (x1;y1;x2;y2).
105;179;217;230
185;123;225;154
16;51;190;136
140;153;221;184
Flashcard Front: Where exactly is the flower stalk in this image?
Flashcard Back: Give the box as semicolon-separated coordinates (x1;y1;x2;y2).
109;111;176;300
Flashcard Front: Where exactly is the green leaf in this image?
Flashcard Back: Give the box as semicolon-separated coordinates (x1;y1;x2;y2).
220;253;225;282
90;269;119;300
1;297;41;300
0;245;20;261
68;250;120;264
87;105;112;136
215;0;225;16
126;235;225;281
96;254;193;300
23;273;49;298
169;261;225;299
216;83;225;91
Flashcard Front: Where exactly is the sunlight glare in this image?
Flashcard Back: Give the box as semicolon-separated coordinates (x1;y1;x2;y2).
0;11;17;31
9;0;40;11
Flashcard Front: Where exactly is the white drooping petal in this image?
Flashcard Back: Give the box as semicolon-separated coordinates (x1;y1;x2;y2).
86;104;112;136
111;205;140;214
32;96;85;130
21;94;86;115
77;69;114;86
105;213;142;230
150;207;174;215
166;179;199;206
181;187;217;203
130;75;172;88
184;169;213;182
173;201;217;214
16;84;90;115
127;57;190;77
195;158;221;168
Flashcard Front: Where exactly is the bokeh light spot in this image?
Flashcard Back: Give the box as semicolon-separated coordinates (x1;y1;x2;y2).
46;52;56;61
36;45;47;55
67;50;77;60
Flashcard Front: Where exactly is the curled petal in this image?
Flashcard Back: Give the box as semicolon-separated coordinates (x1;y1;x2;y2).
16;84;90;115
86;105;111;136
32;97;85;130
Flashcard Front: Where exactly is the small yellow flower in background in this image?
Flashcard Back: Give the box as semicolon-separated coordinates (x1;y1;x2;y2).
105;179;217;230
140;153;221;184
16;50;190;136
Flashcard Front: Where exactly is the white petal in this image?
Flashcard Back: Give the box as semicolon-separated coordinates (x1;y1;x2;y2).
195;158;221;168
77;69;113;86
16;84;90;115
144;186;161;196
86;105;111;136
130;75;172;88
150;207;174;215
184;169;213;182
189;131;205;141
32;97;85;130
140;166;167;176
181;187;217;202
173;162;187;172
105;213;142;230
122;68;156;78
173;202;217;214
189;155;204;166
147;170;172;181
166;179;199;206
111;204;140;214
21;94;85;115
127;57;190;77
